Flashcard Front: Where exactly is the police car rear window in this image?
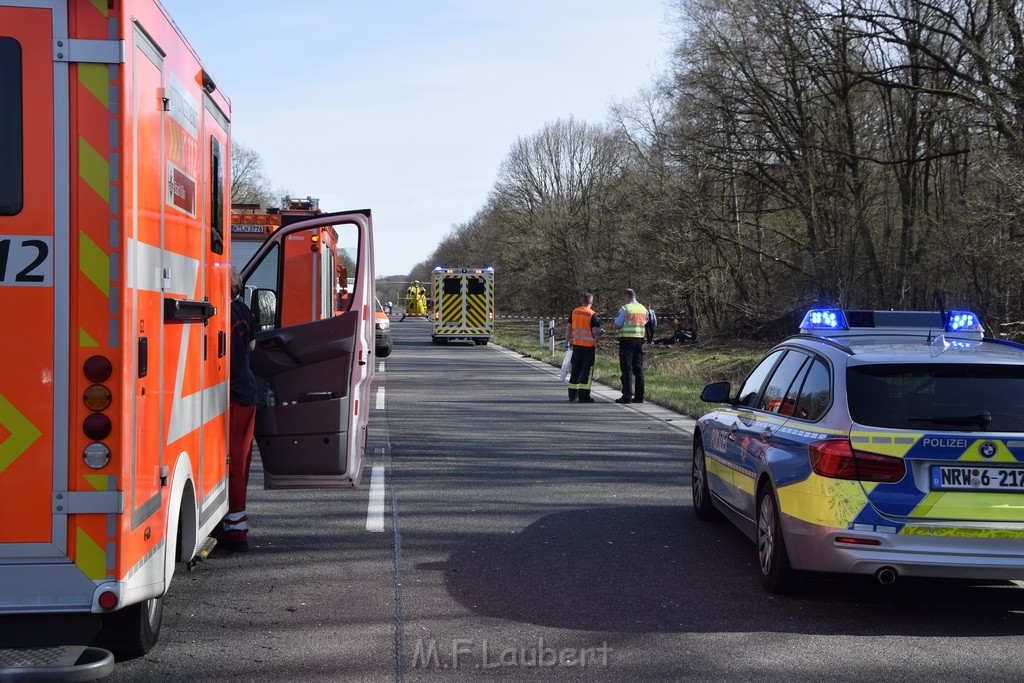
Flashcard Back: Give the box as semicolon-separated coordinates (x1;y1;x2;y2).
847;364;1024;432
0;37;23;216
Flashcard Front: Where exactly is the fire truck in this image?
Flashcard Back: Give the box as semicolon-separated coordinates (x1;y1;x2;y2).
0;0;376;670
231;196;351;328
431;267;495;345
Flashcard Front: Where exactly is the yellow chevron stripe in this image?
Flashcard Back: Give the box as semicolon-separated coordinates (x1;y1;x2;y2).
75;527;106;580
78;63;108;108
0;395;43;475
78;137;109;203
79;230;110;297
79;328;99;348
83;474;109;491
89;0;108;16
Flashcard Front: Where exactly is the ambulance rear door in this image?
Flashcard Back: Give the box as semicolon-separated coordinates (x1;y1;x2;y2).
239;211;374;488
0;2;67;562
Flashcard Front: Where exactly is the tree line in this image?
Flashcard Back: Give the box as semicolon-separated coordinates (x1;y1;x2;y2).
408;0;1024;339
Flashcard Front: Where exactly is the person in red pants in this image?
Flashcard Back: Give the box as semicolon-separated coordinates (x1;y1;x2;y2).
221;268;257;552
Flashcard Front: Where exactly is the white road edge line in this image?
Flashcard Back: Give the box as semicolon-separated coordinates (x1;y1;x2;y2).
375;386;386;410
366;465;385;532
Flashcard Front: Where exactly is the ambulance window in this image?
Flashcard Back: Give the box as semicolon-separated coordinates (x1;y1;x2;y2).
443;278;461;295
209;137;224;254
467;277;486;295
0;38;23;216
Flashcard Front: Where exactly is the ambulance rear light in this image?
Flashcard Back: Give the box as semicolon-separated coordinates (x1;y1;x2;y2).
97;591;117;610
83;443;111;469
83;356;112;383
83;384;112;411
83;413;112;440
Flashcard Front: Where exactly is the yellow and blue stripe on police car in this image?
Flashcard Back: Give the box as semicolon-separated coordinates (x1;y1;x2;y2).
703;419;1024;537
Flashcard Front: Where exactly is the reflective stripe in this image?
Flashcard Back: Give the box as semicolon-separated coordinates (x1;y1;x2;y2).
620;302;647;338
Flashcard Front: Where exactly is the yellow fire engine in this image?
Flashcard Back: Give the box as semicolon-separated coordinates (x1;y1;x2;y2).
0;0;377;669
431;267;495;345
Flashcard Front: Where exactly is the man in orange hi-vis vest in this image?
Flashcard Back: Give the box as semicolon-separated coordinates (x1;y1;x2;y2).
564;292;605;403
613;288;650;404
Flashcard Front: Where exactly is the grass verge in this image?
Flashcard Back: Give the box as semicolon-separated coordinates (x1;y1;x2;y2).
491;321;769;418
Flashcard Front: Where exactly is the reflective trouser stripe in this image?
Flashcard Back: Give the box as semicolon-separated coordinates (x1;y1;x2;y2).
223;512;248;532
568;366;594;391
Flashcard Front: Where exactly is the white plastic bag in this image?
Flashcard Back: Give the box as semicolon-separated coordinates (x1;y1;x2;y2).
559;348;573;382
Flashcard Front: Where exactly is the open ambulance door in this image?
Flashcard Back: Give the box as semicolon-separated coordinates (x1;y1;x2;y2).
239;211;375;489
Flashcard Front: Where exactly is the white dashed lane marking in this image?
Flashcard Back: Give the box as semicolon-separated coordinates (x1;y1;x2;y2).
366;465;385;532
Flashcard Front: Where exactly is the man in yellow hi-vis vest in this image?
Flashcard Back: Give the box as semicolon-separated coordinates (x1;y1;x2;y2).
613;288;649;404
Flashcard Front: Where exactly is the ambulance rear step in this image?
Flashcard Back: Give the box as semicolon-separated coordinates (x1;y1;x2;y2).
0;645;114;681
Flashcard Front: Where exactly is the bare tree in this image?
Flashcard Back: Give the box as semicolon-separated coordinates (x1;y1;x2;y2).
231;140;275;208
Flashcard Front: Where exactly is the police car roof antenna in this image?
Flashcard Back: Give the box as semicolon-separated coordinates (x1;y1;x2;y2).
930;290;948;343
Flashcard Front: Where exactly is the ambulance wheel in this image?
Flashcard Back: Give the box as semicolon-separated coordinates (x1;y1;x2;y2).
376;341;392;358
96;594;163;659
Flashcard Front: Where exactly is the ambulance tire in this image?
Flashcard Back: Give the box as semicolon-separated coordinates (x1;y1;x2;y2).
474;339;488;346
376;341;393;358
96;594;163;660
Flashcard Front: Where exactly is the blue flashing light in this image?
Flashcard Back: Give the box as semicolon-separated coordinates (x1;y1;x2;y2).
946;311;983;333
433;266;445;272
800;308;848;331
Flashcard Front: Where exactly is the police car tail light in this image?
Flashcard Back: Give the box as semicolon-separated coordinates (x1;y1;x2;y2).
945;310;983;333
809;440;906;483
799;309;848;332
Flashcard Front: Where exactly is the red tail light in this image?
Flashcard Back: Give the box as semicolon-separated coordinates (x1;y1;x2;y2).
809;440;906;483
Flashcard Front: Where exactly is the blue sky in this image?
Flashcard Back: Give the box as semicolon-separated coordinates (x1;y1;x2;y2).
162;1;672;276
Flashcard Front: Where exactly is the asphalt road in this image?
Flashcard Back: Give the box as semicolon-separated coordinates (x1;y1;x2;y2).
108;316;1024;682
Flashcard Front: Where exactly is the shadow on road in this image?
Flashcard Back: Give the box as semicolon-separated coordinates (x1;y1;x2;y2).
422;505;1024;637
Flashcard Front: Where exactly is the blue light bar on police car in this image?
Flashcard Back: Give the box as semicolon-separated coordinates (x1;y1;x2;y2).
800;309;848;332
946;311;983;333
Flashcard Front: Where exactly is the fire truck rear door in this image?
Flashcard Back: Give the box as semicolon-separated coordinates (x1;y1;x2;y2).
239;212;374;488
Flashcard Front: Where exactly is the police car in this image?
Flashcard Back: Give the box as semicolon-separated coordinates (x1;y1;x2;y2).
694;309;1024;592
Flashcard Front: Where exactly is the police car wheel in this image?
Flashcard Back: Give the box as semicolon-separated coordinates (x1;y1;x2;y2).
756;484;800;594
692;439;722;521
